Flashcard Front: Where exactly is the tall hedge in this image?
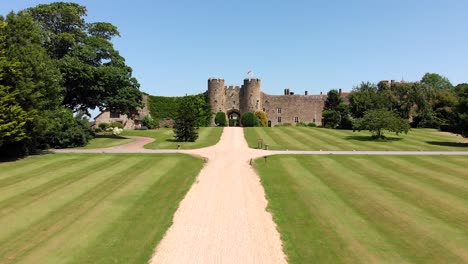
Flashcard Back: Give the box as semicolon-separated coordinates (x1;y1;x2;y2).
147;93;211;127
215;112;227;126
241;112;259;127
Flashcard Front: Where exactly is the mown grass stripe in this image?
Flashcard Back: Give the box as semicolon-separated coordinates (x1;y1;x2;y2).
0;155;115;218
347;157;468;233
317;156;466;263
0;157;83;189
0;157;149;263
71;155;202;264
279;157;405;263
17;156;182;264
0;155;74;179
380;156;468;200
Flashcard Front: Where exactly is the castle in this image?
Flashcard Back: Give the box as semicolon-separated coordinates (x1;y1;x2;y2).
95;77;346;128
208;78;330;127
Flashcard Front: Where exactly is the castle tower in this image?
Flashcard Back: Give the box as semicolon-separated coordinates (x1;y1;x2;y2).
208;78;226;126
241;78;262;113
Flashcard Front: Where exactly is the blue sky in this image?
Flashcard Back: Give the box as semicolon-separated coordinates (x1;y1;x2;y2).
2;0;468;97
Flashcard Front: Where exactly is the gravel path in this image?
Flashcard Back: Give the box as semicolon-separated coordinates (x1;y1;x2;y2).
149;127;286;264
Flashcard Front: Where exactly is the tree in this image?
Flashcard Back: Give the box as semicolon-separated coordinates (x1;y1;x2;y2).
241;112;259;127
26;2;142;115
324;89;343;110
142;115;159;129
215;112;227;126
421;73;453;91
349;82;388;118
353;109;410;139
455;84;468;137
173;96;198;142
254;110;268;127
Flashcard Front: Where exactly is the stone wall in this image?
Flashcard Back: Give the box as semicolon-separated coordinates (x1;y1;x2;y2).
262;93;326;126
95;95;149;130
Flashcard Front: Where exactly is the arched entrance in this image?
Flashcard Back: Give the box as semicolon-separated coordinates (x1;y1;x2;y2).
227;109;241;127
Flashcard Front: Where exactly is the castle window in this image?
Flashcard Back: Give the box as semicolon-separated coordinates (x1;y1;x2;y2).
110;110;120;118
294;117;299;123
277;108;282;114
277;116;282;123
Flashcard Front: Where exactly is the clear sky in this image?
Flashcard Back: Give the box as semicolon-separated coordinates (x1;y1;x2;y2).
2;0;468;97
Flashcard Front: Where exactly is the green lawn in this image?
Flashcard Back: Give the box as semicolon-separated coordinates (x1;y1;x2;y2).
76;135;135;149
121;127;223;149
245;127;468;151
255;155;468;264
0;153;203;264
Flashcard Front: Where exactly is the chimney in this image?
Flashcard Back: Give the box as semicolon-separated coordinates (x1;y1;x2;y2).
320;91;323;95
339;88;342;95
391;80;395;86
305;91;308;95
284;89;288;95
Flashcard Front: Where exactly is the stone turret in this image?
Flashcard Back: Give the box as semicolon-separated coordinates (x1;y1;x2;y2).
208;78;226;126
241;78;262;113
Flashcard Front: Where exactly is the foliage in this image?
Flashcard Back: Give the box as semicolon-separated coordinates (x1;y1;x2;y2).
353;109;410;139
141;115;159;129
349;82;388;118
307;122;317;127
148;93;210;127
455;84;468;137
229;119;238;126
111;127;123;135
98;122;110;130
421;72;453;91
296;122;308;127
241;112;259;127
110;122;124;129
38;108;92;148
324;89;343;110
26;2;142;115
215;112;227;126
173;96;199;142
322;110;341;128
254;110;268;127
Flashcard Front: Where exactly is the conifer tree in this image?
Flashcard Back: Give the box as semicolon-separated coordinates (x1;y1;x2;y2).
173;96;198;142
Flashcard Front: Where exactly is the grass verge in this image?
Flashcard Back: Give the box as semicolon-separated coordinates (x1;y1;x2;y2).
245;127;468;151
255;155;468;263
0;153;204;264
121;127;223;149
76;135;134;149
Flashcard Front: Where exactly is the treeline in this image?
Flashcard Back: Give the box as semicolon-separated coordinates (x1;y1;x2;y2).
147;93;211;127
323;73;468;137
0;2;142;158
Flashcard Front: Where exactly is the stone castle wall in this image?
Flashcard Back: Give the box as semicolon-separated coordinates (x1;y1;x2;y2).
208;78;328;126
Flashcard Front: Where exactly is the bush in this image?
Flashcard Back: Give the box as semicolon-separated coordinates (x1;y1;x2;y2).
241;112;259;127
142;115;159;129
135;126;148;130
98;122;110;130
322;110;341;128
229;119;238;126
296;122;308;127
94;127;102;133
307;122;317;127
215;112;227;126
254;111;268;127
111;122;124;129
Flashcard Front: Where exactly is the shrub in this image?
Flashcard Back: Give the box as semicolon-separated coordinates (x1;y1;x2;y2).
142;115;159;129
241;112;259;127
282;122;293;127
111;122;124;129
229;119;238;126
135;126;148;130
307;122;317;127
296;122;308;127
254;110;268;127
94;127;102;133
215;112;227;126
98;122;110;130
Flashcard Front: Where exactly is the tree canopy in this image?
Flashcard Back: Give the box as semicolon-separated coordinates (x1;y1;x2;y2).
353;109;410;139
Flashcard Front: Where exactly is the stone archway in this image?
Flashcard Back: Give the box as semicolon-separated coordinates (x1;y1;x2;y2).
227;109;241;127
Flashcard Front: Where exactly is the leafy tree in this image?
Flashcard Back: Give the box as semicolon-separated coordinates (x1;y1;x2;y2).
254;110;268;127
324;89;343;110
353;109;410;139
173;96;198;142
349;82;387;118
241;112;259;127
421;73;453;91
26;2;142;115
322;110;341;128
455;84;468;137
215;112;227;126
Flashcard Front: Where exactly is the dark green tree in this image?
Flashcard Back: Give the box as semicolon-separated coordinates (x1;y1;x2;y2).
455;84;468;137
324;89;343;110
27;2;142;115
353;109;410;139
348;82;388;118
215;112;227;126
421;73;453;91
173;96;198;142
322;110;341;128
241;112;259;127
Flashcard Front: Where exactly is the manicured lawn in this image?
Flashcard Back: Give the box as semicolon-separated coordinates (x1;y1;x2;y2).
0;153;204;264
245;127;468;151
255;155;468;264
121;127;223;149
77;135;134;149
